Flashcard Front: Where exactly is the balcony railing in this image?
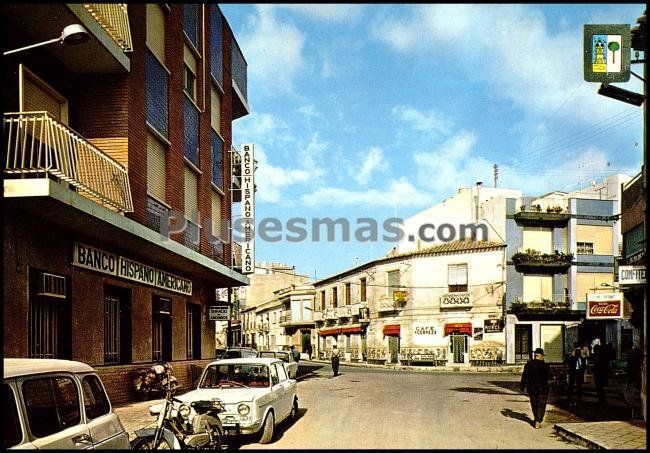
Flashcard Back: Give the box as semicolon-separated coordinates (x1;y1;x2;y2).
323;308;337;320
511;248;573;270
82;3;133;52
514;197;570;224
377;298;399;312
4;112;133;212
510;294;572;313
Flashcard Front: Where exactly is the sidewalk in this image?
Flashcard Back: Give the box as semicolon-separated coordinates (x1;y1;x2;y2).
308;359;647;449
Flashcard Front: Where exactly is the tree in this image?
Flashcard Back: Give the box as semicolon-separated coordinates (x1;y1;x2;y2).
608;41;620;63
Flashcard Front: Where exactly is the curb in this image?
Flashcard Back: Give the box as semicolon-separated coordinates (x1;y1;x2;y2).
553;425;604;450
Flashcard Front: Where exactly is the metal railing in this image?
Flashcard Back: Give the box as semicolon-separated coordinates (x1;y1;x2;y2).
82;3;133;52
4;112;133;212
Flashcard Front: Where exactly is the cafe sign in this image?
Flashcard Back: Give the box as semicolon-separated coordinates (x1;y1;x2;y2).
73;242;192;296
586;293;623;319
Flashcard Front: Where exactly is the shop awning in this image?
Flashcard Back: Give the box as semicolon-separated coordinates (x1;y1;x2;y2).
444;322;472;336
383;324;401;336
340;326;365;335
318;328;341;337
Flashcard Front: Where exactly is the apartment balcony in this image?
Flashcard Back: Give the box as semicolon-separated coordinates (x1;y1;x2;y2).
279;310;315;328
323;308;337;321
508;294;583;320
377;297;400;313
3;112;133;213
3;3;131;73
440;292;472;309
514;197;570;225
231;37;249;119
511;248;573;273
257;323;269;333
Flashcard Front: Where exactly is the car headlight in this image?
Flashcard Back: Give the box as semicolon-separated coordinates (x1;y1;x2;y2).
237;403;250;416
178;404;192;419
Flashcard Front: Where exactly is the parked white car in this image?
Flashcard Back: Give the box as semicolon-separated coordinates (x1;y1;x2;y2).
176;357;299;444
257;350;299;379
3;358;130;449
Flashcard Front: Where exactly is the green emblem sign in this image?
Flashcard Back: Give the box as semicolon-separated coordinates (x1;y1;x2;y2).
583;24;631;82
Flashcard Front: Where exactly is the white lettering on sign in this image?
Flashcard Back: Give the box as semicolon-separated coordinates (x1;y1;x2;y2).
412;322;440;346
209;306;230;321
586;292;623;319
241;144;255;274
73;243;192;295
619;265;646;284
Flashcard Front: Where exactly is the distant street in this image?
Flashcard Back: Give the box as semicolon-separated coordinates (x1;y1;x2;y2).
236;361;584;449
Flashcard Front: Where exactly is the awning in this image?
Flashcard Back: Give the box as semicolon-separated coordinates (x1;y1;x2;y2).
340;326;365;335
383;324;401;336
318;328;341;337
444;322;472;336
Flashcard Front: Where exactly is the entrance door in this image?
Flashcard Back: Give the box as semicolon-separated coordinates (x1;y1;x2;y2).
515;324;532;362
451;334;467;364
388;336;399;363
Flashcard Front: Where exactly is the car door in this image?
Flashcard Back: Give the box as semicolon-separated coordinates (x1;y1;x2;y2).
80;374;130;449
273;363;292;420
21;374;93;449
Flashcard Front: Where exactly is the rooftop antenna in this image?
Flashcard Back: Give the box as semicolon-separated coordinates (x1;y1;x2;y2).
493;164;499;188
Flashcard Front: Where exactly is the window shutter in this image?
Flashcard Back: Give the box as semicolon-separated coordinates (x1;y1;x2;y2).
211;87;221;132
448;264;467;285
23;75;65;123
184;166;198;221
146;4;166;64
211;190;222;238
147;135;166;200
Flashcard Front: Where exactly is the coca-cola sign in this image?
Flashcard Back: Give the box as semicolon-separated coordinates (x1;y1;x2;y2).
586;293;623;319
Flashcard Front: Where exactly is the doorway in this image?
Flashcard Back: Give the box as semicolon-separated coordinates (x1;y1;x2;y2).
450;334;468;364
515;324;532;362
388;335;399;363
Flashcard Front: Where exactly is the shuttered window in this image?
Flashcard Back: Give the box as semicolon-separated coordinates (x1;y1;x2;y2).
522;227;553;254
22;68;67;124
523;275;553;302
387;270;400;298
146;3;166;64
183;44;197;100
184;166;198;222
147;134;166;201
211;86;221;132
211;190;222;238
448;264;468;293
210;4;223;87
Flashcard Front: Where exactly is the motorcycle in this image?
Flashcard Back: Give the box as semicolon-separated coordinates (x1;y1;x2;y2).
133;362;179;401
131;366;225;450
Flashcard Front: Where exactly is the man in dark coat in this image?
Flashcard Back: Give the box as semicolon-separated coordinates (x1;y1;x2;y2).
520;348;551;428
592;344;609;406
566;347;586;403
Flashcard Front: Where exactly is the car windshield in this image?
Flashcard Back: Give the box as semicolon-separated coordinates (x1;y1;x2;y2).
199;363;270;388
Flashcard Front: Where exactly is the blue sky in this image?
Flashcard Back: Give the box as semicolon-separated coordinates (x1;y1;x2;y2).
219;3;645;281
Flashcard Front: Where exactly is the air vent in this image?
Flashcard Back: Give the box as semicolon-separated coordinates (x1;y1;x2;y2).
37;272;66;298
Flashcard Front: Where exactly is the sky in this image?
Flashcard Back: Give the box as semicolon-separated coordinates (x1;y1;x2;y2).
219;3;646;281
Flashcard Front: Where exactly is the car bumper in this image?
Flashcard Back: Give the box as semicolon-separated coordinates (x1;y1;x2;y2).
221;416;262;436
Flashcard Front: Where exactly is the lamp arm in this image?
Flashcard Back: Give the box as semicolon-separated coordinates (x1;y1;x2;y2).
3;37;61;56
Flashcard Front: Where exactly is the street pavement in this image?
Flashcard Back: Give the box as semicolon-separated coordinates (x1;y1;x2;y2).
113;360;646;449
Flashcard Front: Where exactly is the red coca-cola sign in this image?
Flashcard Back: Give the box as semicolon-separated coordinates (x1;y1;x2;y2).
587;300;622;319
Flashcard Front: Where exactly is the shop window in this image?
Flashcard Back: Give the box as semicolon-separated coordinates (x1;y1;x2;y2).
153;297;172;362
187;303;201;359
104;286;132;365
28;269;70;359
448;264;468;293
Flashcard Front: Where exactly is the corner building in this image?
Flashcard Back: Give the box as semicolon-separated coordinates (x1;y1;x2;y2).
2;4;249;404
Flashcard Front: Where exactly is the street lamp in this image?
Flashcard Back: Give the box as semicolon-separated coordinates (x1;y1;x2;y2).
3;24;89;56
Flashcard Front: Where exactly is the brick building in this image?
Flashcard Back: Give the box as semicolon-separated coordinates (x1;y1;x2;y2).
2;4;249;404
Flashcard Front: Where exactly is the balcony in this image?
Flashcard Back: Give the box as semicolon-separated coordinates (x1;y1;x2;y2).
514;197;570;225
440;292;472;309
3;112;133;213
279;310;314;327
323;308;337;321
511;248;573;273
231;37;249;119
508;294;583;320
377;298;400;313
81;4;133;52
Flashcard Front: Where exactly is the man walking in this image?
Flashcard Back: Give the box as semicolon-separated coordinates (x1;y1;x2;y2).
520;348;550;429
566;347;586;403
331;344;341;377
290;345;301;363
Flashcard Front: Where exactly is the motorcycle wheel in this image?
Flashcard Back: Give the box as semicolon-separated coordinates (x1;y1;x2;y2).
131;435;173;449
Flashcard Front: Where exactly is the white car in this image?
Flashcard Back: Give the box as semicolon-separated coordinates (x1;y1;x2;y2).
176;357;299;444
257;350;299;379
3;358;130;449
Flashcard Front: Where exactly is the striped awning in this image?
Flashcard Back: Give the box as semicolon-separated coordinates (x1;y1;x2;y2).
383;324;401;336
318;328;341;337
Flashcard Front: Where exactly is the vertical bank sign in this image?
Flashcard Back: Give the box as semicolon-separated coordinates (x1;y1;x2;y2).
241;144;255;274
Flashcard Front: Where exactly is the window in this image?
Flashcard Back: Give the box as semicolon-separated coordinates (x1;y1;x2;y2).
183;3;200;49
147;51;169;138
275;362;287;382
3;384;22;448
23;376;80;438
332;287;338;308
183;45;197;100
360;277;367;302
146;3;166;64
29;270;70;359
211;190;223;238
447;264;468;293
577;242;594;254
211;87;221;133
81;376;110;420
209;4;223;87
21;66;68;124
187;303;201;359
522;227;553;254
320;291;325;311
153;297;172;362
184;97;200;166
345;283;351;305
147;134;166;202
103;286;132;365
184;166;199;250
270;363;279;386
211;132;224;190
387;270;400;298
523;274;553;302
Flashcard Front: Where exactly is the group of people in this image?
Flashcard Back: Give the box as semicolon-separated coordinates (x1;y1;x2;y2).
520;338;619;429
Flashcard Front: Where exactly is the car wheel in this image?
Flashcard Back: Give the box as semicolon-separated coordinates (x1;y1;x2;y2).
259;411;275;444
290;398;299;422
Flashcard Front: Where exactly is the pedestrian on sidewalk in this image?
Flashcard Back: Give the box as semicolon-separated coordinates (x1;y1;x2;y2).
580;341;590;366
566;347;586;403
592;344;609;406
331;344;341;377
520;348;550;429
290;345;301;363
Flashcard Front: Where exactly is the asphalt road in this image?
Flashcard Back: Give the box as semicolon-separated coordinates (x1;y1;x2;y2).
235;361;585;449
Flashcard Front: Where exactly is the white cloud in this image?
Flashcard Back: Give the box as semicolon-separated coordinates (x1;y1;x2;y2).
354;146;389;186
274;4;365;23
302;177;433;208
237;5;307;95
392;105;453;135
253;146;312;203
